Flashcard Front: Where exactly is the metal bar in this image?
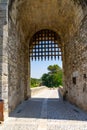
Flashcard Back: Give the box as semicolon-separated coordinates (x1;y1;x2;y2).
41;31;43;61
29;54;61;57
38;33;40;61
44;31;46;60
35;35;36;61
29;29;62;61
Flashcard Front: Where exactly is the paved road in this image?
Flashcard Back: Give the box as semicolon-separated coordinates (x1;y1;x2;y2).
0;88;87;130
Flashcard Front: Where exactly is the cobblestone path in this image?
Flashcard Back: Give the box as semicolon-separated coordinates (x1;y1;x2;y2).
0;89;87;130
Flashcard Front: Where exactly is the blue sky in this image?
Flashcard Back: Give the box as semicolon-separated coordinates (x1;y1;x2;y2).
31;58;62;79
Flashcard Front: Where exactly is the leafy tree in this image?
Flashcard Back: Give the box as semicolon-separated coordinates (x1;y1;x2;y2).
31;78;41;88
48;64;61;74
41;73;49;86
41;64;63;88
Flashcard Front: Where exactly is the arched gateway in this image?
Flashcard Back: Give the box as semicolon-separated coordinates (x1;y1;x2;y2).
0;0;87;119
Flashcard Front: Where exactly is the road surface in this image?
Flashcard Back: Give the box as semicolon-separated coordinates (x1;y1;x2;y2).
0;88;87;130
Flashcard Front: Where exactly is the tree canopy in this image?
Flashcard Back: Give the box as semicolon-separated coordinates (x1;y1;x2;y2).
41;64;63;88
48;64;61;74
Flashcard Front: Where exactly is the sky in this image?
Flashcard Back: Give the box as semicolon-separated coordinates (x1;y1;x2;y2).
31;58;62;79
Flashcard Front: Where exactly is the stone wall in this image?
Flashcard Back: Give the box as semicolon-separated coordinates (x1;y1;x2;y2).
0;0;8;118
7;0;87;113
31;86;48;96
8;0;86;43
64;15;87;111
8;20;31;113
0;0;87;118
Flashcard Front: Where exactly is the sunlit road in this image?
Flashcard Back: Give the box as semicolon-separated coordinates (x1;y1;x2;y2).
0;88;87;130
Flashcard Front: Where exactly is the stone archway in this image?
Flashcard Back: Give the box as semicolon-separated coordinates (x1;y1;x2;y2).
0;0;87;119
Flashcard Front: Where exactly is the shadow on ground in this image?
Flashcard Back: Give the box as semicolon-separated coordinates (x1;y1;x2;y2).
9;90;87;122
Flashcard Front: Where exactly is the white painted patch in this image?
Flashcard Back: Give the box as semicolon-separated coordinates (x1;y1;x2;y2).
73;71;79;77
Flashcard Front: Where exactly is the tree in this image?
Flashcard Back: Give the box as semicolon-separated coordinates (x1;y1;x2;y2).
41;64;63;88
47;64;62;74
41;73;49;86
31;78;41;88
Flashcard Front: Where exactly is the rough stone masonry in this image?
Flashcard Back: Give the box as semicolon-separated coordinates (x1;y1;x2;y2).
0;0;87;119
